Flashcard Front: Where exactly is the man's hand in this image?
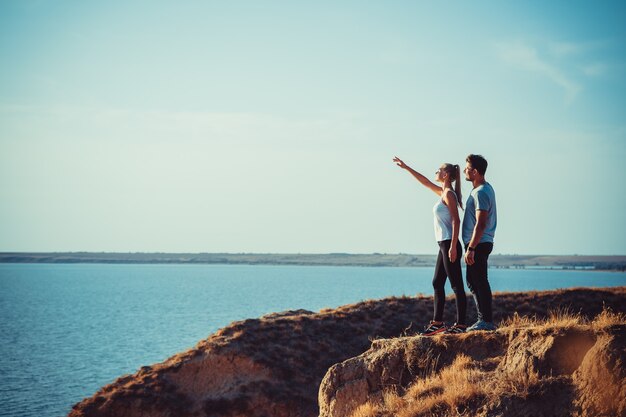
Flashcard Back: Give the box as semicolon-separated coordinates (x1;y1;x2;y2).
464;250;475;265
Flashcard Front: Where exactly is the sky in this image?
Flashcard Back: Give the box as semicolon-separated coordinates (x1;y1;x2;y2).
1;1;625;255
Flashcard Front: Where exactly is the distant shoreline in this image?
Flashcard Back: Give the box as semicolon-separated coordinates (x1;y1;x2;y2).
1;252;625;271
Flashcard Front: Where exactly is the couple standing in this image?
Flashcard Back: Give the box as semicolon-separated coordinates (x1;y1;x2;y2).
394;154;497;335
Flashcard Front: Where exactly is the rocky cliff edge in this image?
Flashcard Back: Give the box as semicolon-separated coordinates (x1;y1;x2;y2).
319;310;625;417
69;287;626;417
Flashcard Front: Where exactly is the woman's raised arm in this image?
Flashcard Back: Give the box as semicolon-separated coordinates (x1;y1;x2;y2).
393;156;442;196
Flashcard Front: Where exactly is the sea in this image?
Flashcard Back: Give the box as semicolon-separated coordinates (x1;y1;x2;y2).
0;263;624;417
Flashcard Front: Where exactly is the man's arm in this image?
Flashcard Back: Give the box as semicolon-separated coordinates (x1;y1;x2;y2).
468;210;488;249
464;210;488;265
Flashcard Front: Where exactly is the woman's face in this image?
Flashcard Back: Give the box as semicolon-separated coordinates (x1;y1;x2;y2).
435;165;447;183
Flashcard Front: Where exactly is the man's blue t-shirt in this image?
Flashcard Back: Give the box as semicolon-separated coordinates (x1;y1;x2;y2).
462;182;497;246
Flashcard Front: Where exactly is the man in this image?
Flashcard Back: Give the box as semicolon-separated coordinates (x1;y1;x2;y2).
462;154;497;331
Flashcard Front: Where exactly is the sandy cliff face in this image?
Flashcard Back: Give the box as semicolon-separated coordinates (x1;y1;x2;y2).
69;299;427;417
319;317;625;417
69;287;626;417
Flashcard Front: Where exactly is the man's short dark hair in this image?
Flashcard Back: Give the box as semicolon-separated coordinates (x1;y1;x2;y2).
466;154;488;175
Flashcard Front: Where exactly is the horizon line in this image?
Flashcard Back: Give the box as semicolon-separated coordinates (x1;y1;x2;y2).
1;251;625;257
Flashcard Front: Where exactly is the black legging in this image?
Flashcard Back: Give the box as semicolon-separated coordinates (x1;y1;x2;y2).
432;239;466;325
466;242;494;322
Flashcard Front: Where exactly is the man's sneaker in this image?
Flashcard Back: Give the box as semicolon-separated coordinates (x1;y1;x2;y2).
466;320;497;332
420;321;447;336
444;323;467;334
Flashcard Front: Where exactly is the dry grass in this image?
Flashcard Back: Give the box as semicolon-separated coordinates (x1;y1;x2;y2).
499;307;586;331
499;306;626;332
350;354;485;417
350;402;381;417
349;354;540;417
405;354;483;415
351;307;625;417
590;307;626;329
487;364;541;399
381;389;405;411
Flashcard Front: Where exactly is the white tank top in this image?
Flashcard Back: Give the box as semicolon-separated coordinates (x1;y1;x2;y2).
433;190;457;242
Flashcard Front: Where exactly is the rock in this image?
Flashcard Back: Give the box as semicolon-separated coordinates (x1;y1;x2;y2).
70;296;427;417
69;287;626;417
319;332;507;417
318;324;626;417
502;328;597;377
573;325;626;416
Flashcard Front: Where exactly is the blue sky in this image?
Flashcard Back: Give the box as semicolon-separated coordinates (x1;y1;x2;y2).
1;1;625;255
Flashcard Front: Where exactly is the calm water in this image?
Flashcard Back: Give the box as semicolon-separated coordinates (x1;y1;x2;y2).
0;263;624;417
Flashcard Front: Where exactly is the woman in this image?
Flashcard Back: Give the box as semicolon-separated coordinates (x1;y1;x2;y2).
393;156;467;335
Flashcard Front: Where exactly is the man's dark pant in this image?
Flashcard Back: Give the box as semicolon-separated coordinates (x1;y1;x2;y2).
466;242;494;322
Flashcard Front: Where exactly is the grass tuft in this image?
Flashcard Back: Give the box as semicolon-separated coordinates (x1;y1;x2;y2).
350;401;381;417
499;307;587;331
591;306;626;329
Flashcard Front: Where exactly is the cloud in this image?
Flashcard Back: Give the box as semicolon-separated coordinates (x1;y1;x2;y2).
548;41;585;57
581;62;608;77
495;40;581;103
0;104;371;149
548;39;611;58
547;41;611;78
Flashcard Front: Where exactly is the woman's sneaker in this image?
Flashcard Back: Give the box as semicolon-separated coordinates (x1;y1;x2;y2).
420;321;447;336
466;320;497;332
444;323;467;334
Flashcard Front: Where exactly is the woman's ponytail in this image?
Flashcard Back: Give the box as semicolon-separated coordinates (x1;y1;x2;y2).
454;164;463;209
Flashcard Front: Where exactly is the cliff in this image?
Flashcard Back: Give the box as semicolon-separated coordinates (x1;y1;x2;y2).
319;312;625;417
69;287;626;417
